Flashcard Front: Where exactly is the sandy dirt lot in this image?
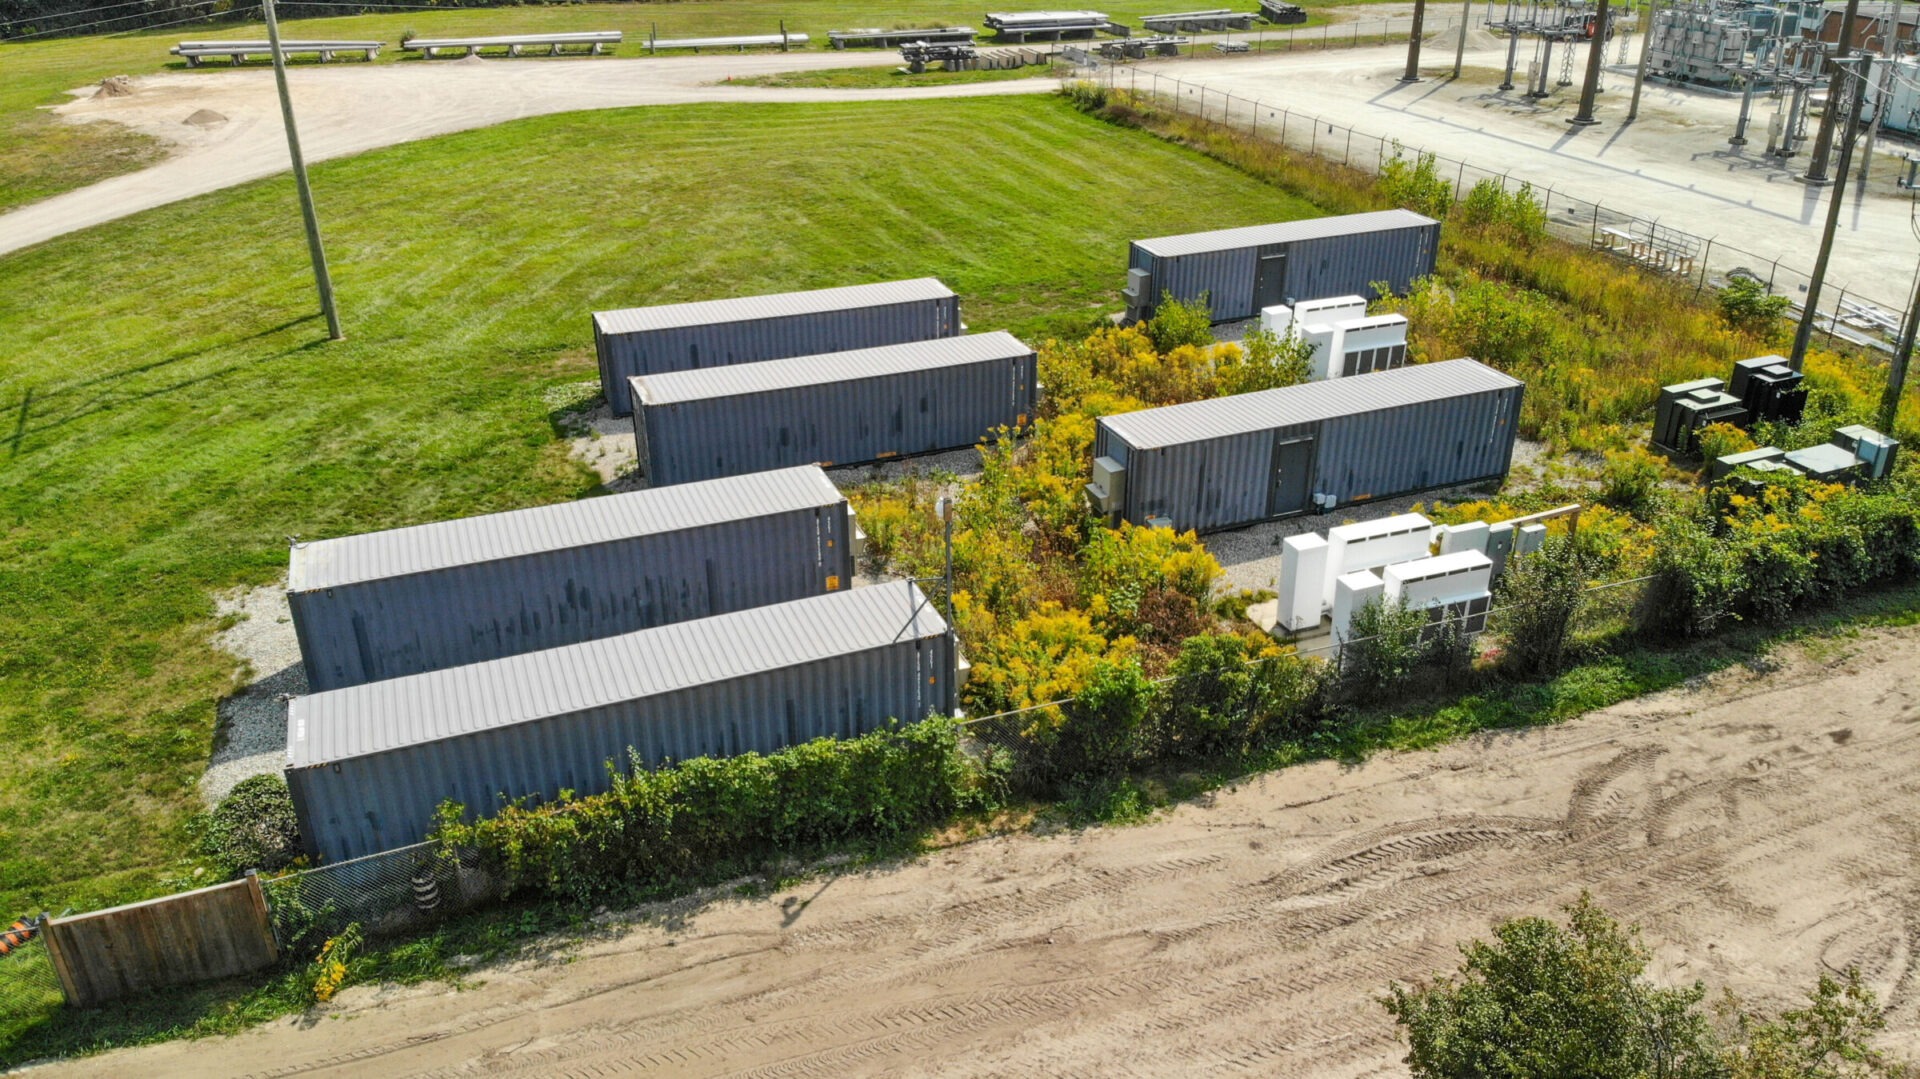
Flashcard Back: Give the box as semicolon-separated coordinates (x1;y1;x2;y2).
47;623;1920;1078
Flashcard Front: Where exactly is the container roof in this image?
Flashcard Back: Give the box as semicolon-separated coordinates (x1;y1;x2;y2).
287;580;947;765
1100;358;1521;450
631;331;1031;406
1132;209;1439;258
289;466;842;592
1105;357;1520;449
593;278;954;336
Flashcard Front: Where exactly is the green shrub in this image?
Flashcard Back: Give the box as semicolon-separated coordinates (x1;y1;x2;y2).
1340;598;1431;703
1717;275;1790;336
1219;327;1313;394
1379;146;1453;220
433;719;979;904
1154;633;1328;757
1599;447;1667;515
1458;179;1547;245
1496;536;1590;678
203;774;302;876
1144;294;1214;353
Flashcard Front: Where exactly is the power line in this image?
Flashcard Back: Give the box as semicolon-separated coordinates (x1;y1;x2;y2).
3;2;243;42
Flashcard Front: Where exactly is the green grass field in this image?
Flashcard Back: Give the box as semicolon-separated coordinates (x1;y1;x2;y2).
0;92;1315;922
0;0;1363;211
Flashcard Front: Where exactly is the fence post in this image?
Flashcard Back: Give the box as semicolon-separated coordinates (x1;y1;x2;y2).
1697;238;1714;296
1345;127;1354;163
1281;107;1289;142
1591;202;1600;245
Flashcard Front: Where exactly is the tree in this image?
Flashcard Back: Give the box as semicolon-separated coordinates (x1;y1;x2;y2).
1721;970;1911;1079
1718;276;1791;337
1496;534;1589;678
1384;893;1723;1079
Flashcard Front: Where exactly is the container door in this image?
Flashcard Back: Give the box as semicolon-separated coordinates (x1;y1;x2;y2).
1254;249;1289;310
1268;437;1314;517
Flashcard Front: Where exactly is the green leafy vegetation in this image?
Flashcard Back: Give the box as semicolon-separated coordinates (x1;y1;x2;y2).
431;719;984;904
0;93;1311;927
1386;895;1911;1079
197;775;302;877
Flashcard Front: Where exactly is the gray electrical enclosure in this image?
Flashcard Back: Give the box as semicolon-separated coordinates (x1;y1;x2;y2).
1126;209;1440;322
1092;358;1523;532
630;332;1039;486
287;581;955;862
289;467;855;691
593;279;961;415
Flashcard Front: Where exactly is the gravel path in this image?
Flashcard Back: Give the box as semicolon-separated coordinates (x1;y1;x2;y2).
202;581;304;804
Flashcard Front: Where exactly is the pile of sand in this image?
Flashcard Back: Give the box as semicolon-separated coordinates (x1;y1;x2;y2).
95;75;136;98
183;108;228;128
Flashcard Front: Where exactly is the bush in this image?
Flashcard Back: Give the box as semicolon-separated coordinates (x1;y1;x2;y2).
1340;598;1431;703
1379;147;1453;220
1718;275;1790;336
1030;657;1154;786
1638;508;1744;638
1695;421;1758;462
1144;294;1214;353
1077;522;1222;641
203;774;302;875
433;719;978;904
1496;535;1589;678
1458;178;1547;245
1599;447;1667;515
1219;327;1313;394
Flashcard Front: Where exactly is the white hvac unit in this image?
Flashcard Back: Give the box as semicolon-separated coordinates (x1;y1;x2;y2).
1323;513;1435;610
1331;569;1385;644
848;507;868;567
1381;550;1494;609
1421;591;1494;639
1330;314;1409;379
1277;533;1329;632
1085;455;1127;516
1437;520;1490;555
1300;322;1342;382
1291;295;1368;330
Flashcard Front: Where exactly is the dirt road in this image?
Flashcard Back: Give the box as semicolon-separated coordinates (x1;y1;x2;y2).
47;625;1920;1077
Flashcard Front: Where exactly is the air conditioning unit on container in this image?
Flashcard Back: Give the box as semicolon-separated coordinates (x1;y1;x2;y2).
1085;455;1127;516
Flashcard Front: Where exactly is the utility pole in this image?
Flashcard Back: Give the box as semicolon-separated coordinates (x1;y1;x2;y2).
1802;0;1862;184
1790;54;1871;370
1570;0;1612;125
1404;0;1428;81
1453;0;1473;76
263;0;343;340
1857;0;1902;184
1628;0;1656;120
1883;266;1919;431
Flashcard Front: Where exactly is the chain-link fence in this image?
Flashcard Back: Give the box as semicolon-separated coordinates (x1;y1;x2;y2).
1072;61;1910;353
0;924;63;1029
260;842;501;955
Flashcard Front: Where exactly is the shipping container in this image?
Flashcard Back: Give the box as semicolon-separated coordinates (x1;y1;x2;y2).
287;581;955;862
289;467;855;691
593;278;962;415
1090;358;1523;532
630;332;1039;487
1124;209;1440;322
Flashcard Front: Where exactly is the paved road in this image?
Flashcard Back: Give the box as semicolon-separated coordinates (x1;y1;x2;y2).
41;627;1920;1076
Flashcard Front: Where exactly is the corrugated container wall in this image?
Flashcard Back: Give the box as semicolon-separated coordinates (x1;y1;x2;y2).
593;279;961;415
1128;210;1440;322
286;582;954;862
1094;358;1523;532
289;467;855;691
631;332;1038;487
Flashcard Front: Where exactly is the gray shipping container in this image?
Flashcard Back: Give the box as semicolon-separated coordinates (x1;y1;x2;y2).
289;467;856;691
1094;358;1523;533
1127;209;1440;322
286;580;955;863
630;332;1039;487
593;278;962;415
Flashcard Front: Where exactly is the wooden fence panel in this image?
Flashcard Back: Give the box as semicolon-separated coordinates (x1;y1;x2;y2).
43;874;278;1007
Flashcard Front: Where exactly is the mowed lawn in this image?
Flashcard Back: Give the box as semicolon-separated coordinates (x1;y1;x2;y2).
0;0;1363;211
0;93;1318;918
